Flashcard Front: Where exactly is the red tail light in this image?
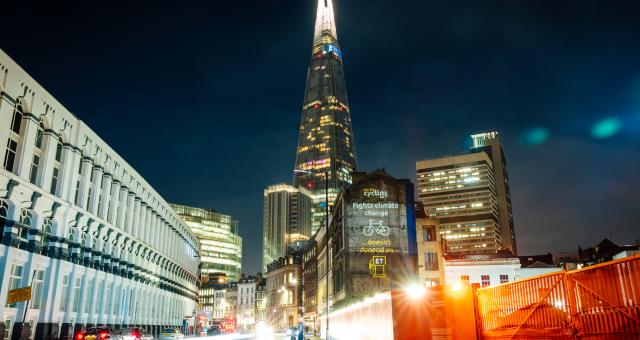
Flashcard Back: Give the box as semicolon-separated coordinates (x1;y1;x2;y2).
75;332;85;340
131;329;141;339
99;330;110;339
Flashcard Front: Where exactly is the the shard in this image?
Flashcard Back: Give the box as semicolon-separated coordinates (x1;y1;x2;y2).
293;0;357;233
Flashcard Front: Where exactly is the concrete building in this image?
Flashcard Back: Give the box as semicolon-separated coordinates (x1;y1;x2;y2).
262;184;313;272
415;202;444;287
416;132;517;255
266;254;302;330
171;204;242;282
444;252;561;288
0;49;200;339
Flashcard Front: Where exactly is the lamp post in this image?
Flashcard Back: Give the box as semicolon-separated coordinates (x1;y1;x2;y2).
293;169;329;339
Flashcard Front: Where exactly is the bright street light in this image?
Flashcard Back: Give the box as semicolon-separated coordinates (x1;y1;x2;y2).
406;284;426;300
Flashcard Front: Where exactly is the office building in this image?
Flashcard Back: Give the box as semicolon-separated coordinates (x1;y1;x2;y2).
262;184;313;272
470;132;517;254
0;49;199;339
416;132;517;254
293;0;357;234
171;204;242;282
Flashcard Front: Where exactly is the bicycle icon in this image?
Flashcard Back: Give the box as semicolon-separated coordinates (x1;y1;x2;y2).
363;220;390;236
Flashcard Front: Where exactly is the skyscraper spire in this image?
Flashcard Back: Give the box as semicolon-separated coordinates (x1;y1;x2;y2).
294;0;357;233
313;0;337;46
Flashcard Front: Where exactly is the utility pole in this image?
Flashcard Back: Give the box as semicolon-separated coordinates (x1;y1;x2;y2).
324;171;329;340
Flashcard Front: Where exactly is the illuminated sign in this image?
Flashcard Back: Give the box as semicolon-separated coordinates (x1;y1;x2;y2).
323;44;342;59
363;188;388;198
363;220;390;236
347;182;408;255
369;256;387;278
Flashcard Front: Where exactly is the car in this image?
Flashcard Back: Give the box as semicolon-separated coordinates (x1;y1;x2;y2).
118;327;153;340
74;326;116;340
207;324;222;335
158;328;184;340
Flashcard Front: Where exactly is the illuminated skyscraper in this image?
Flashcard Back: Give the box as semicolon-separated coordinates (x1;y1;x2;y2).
171;203;243;282
293;0;357;233
262;184;313;272
415;131;517;255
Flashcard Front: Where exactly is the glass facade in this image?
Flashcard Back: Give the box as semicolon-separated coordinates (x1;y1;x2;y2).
293;0;357;234
171;204;242;282
262;184;313;272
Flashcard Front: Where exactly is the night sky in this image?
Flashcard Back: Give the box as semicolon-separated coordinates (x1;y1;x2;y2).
3;0;640;275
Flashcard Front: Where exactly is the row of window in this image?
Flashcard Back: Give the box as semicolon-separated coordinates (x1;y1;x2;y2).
2;105;197;278
460;274;509;287
2;105;196;253
5;262;186;320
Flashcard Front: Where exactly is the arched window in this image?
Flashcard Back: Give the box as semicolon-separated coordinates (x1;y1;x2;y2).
0;200;8;227
50;139;63;195
40;217;52;252
10;105;23;134
18;208;32;241
29;120;45;185
35;121;44;149
67;227;75;243
3;105;23;172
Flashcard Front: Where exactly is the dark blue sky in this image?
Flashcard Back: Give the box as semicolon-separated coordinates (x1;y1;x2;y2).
3;0;640;275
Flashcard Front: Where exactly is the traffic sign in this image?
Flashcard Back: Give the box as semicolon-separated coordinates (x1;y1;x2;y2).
7;286;31;305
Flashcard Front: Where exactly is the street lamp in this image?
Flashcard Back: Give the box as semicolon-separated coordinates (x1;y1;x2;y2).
293;168;330;339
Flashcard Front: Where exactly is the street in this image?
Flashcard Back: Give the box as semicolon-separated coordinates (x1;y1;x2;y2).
183;333;320;340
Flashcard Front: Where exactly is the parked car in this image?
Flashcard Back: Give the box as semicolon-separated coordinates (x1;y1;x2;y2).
74;326;116;340
207;324;222;336
118;327;153;340
158;328;184;339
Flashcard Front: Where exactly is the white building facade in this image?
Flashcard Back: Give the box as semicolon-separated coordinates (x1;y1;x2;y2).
444;254;562;288
0;50;200;339
236;279;257;331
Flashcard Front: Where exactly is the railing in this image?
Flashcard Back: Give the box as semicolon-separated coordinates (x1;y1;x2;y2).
476;254;640;339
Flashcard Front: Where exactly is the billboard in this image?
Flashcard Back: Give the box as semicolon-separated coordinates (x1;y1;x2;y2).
343;174;414;298
346;184;409;255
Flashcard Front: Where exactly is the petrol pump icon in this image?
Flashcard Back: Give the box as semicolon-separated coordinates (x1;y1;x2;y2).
369;255;387;278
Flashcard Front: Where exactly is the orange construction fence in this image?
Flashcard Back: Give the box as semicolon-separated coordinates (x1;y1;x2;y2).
475;253;640;339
